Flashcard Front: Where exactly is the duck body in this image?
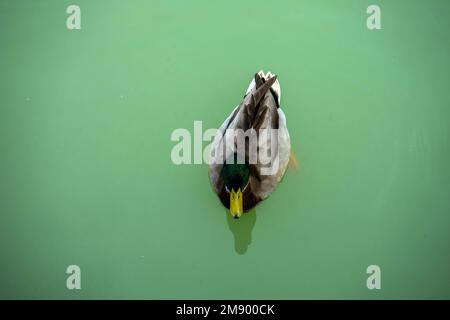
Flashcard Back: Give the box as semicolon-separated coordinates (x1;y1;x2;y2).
208;71;291;218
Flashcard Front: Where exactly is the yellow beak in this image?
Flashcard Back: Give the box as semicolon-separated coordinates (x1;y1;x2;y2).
230;188;243;219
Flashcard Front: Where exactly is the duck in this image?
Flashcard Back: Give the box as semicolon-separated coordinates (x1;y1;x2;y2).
208;71;293;219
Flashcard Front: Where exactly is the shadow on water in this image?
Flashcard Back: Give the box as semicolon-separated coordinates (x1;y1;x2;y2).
225;209;257;255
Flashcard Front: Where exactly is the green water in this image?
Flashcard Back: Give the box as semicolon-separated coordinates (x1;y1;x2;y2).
1;0;450;299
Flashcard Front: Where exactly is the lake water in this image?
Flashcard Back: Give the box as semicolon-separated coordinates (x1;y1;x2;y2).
1;0;449;299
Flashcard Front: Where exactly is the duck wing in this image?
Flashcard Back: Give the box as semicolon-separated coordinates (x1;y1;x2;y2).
246;73;292;201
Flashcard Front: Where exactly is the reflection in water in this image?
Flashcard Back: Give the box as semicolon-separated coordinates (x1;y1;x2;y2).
226;209;256;255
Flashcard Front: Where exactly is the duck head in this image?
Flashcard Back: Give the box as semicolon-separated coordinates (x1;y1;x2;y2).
221;156;250;219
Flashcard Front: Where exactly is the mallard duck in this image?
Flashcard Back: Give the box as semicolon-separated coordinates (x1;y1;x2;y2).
208;71;292;219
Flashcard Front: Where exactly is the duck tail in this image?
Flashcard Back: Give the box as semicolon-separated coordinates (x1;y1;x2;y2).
253;71;281;107
250;75;277;106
